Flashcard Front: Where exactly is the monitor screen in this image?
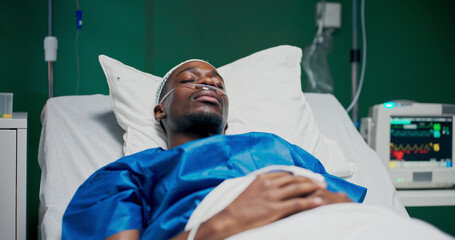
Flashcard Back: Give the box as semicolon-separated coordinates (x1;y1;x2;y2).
389;116;453;169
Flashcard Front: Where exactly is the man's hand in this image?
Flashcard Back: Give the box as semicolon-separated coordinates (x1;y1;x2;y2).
213;172;349;236
172;172;352;240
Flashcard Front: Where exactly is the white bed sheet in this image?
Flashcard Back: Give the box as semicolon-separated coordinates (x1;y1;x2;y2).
225;203;450;240
38;95;124;240
38;94;406;240
185;171;450;240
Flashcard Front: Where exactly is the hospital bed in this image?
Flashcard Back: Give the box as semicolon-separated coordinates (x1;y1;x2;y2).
38;45;446;239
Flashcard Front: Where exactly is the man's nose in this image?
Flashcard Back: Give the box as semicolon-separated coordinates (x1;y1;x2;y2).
197;77;217;87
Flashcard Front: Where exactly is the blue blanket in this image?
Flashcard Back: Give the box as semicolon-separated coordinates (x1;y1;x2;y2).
62;132;366;239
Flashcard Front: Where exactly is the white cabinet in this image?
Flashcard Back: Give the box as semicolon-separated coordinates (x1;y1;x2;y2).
0;113;27;240
398;189;455;207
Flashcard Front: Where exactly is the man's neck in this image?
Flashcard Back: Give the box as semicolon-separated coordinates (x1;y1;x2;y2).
167;131;221;149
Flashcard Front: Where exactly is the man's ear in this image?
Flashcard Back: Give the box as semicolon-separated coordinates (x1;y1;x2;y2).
154;104;166;122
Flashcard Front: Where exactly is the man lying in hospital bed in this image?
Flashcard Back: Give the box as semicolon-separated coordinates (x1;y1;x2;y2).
63;59;366;239
39;46;452;239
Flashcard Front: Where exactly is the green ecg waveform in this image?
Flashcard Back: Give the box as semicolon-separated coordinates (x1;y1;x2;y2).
391;130;433;138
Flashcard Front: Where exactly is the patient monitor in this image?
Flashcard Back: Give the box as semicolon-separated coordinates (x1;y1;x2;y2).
361;102;455;189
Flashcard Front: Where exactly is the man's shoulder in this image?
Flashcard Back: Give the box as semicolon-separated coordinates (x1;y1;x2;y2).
104;147;166;170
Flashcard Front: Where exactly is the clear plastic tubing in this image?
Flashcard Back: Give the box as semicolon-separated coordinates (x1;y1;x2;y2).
159;83;227;104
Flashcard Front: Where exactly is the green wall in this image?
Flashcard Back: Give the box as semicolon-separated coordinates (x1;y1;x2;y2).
0;0;147;239
1;1;48;239
1;0;454;239
146;0;455;116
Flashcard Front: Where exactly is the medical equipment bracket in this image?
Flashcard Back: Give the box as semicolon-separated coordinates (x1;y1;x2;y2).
44;0;56;98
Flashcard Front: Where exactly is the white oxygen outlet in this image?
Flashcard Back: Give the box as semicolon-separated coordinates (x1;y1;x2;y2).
316;2;342;28
44;36;58;62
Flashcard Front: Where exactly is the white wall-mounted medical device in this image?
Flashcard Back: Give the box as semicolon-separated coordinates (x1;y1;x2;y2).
360;102;455;189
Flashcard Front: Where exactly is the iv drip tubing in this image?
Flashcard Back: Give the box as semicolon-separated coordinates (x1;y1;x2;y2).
347;0;366;113
75;0;81;95
47;0;54;98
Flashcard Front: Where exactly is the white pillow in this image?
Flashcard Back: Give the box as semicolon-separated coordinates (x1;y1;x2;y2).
99;45;355;177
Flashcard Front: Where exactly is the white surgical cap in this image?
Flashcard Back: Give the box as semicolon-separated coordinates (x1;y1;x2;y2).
155;59;216;105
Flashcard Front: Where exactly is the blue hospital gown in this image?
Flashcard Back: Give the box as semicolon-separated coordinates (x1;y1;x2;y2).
62;132;367;239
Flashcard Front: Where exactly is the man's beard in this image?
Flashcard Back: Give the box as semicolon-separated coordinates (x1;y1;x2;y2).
185;112;224;134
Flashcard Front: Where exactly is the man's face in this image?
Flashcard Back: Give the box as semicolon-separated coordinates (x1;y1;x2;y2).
155;61;229;134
